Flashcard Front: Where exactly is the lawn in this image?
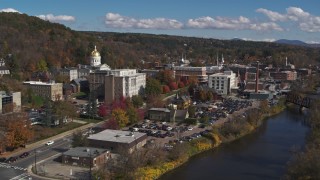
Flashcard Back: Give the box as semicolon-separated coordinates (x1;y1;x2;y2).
32;122;87;142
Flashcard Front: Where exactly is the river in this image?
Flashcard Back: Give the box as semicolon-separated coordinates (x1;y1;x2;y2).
160;109;309;180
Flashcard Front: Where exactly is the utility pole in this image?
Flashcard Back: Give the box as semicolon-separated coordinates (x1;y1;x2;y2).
34;148;37;174
89;149;92;180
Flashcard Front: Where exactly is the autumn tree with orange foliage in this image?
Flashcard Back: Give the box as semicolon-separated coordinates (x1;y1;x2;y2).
4;113;34;149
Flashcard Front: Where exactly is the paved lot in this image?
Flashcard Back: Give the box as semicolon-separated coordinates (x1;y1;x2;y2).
35;156;90;180
138;99;260;148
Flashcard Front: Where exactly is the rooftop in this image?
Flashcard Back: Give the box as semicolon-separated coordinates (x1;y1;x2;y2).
149;108;171;112
63;147;108;158
88;129;146;144
23;81;62;85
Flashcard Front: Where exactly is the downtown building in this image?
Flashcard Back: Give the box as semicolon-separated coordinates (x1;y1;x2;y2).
172;66;208;83
0;91;21;114
208;71;237;95
87;46;146;104
23;81;63;101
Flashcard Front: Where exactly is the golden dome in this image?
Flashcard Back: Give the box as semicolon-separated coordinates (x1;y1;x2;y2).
91;46;100;57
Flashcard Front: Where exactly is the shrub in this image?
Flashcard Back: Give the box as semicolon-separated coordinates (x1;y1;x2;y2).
168;82;178;90
178;81;185;88
162;85;170;93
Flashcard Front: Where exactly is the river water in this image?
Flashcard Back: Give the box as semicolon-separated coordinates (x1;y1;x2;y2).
160;110;309;180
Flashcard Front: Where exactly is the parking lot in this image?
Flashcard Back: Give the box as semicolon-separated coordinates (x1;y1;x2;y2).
125;98;258;150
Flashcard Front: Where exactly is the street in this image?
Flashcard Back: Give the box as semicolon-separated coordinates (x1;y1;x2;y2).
0;135;73;180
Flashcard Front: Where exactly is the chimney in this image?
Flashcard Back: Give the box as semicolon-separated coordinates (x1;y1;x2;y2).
255;61;259;93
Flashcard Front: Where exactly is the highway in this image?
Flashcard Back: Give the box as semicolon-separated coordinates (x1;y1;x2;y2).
0;135;73;180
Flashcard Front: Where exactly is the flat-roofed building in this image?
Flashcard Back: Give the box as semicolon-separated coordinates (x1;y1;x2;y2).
208;71;237;95
269;71;297;81
173;66;208;83
148;108;173;122
89;69;146;103
62;147;110;167
88;129;147;153
23;81;63;101
0;91;21;114
59;67;78;81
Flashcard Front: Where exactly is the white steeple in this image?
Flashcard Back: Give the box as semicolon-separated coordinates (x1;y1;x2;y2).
216;53;219;66
285;57;288;66
221;54;224;64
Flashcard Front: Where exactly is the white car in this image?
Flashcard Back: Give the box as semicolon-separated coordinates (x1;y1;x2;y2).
187;127;193;131
45;141;54;146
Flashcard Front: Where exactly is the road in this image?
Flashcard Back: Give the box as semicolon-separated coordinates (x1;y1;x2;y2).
1;134;75;179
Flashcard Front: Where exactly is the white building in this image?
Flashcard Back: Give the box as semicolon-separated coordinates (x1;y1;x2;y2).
104;69;146;104
0;58;10;77
59;67;78;81
208;71;237;95
87;47;146;103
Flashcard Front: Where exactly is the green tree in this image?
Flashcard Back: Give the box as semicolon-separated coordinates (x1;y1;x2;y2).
131;95;144;108
206;91;213;101
43;98;53;127
126;106;139;125
145;78;162;96
112;108;129;128
37;59;48;71
199;115;209;124
53;101;77;124
86;92;98;119
6;54;20;79
157;70;174;85
199;89;207;102
188;105;196;118
31;95;44;108
71;131;89;147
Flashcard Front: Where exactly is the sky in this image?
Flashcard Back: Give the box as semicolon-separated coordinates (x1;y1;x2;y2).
1;0;320;43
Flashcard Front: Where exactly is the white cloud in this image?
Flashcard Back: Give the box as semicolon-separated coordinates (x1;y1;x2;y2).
257;7;320;32
105;13;183;29
306;40;320;44
250;22;283;31
37;14;75;23
0;8;21;13
187;16;251;30
256;8;287;21
186;15;283;31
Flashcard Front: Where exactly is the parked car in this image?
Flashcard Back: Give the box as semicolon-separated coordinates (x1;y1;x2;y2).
5;156;17;163
19;152;30;158
45;140;54;146
0;157;6;162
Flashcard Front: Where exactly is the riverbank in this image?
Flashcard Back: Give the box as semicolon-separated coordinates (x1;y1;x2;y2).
132;100;286;180
285;98;320;179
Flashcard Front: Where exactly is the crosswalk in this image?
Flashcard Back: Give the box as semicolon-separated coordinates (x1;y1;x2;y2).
0;162;27;171
10;173;31;180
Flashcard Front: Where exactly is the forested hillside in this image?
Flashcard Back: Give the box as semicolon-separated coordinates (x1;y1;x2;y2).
0;12;320;80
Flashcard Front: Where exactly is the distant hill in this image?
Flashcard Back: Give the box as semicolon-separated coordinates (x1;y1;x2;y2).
0;12;319;80
274;39;308;46
274;39;320;48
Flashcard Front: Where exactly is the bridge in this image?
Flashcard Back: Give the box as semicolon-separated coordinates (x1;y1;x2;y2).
286;93;312;110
